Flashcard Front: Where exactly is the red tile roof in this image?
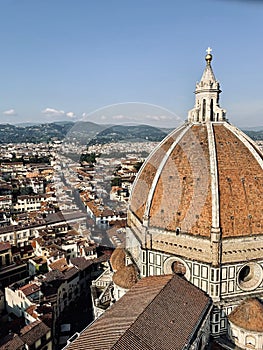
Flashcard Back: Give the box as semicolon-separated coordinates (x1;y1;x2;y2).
49;257;69;272
110;247;126;271
19;283;40;296
130;123;263;238
20;320;50;345
112;264;138;289
0;333;24;350
229;297;263;332
65;274;211;350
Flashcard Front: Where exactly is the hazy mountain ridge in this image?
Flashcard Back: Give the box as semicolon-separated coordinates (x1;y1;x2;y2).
243;129;263;141
65;121;111;144
87;124;167;145
0;121;262;144
0;122;73;143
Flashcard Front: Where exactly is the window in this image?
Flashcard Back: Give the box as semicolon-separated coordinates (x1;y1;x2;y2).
210;99;214;120
246;335;256;348
5;254;10;265
172;261;186;276
213;325;219;333
237;263;262;291
41;334;47;344
202;99;206;120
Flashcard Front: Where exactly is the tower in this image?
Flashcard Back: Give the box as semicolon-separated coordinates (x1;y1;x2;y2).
188;47;226;123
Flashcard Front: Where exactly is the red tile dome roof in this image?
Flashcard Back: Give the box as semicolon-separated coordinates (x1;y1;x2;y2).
229;298;263;332
129;122;263;238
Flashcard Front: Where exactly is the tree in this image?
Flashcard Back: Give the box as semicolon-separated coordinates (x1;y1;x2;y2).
111;177;122;187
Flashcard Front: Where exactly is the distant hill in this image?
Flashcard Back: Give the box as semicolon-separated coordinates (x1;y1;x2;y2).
15;122;41;127
242;129;263;141
0;121;262;144
0;122;73;143
241;126;263;131
87;124;167;145
160;127;175;134
65;121;111;144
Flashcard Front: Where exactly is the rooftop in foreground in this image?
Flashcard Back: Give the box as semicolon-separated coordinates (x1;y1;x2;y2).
64;274;212;350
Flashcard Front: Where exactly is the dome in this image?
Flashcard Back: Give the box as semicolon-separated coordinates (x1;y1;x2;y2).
128;50;263;266
129;122;263;238
228;298;263;332
110;247;126;271
112;264;138;289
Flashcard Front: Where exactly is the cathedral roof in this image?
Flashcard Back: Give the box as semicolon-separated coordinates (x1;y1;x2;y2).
64;274;212;350
228;298;263;332
129;51;263;243
110;247;126;271
112;264;138;289
130;122;263;238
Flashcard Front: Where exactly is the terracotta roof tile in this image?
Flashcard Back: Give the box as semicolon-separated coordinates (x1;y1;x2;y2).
149;125;211;236
19;283;40;297
130;127;185;222
65;274;211;350
228;297;263;332
49;257;69;272
0;334;24;350
129;122;263;239
112;264;138;289
214;125;263;237
110;248;126;271
25;305;38;319
20;320;50;345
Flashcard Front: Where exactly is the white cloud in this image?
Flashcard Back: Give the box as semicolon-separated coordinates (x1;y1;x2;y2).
41;108;65;117
66;111;76;118
42;107;77;119
3;108;17;116
145;114;173;121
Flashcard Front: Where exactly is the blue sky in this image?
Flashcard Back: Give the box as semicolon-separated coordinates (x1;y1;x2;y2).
0;0;263;128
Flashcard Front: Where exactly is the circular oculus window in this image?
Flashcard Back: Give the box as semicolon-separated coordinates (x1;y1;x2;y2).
163;257;190;280
237;262;263;291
